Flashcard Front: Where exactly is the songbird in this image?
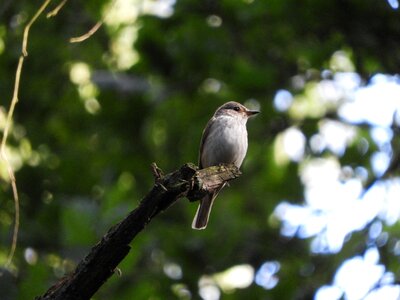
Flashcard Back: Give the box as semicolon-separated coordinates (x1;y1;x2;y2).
192;101;259;229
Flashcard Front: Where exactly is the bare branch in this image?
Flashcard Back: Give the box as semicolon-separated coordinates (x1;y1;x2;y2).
1;0;53;269
69;21;103;43
22;0;53;56
35;163;241;300
47;0;68;18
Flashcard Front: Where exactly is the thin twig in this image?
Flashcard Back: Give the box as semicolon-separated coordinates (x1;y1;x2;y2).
70;21;103;43
22;0;53;56
47;0;68;18
0;56;24;268
1;57;23;151
69;0;118;43
1;0;53;269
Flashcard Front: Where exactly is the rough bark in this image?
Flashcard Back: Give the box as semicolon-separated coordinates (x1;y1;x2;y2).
35;163;241;300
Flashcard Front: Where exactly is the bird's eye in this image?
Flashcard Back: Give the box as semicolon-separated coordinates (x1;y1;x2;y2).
233;106;240;111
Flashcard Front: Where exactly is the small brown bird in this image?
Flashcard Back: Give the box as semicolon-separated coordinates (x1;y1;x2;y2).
192;101;259;229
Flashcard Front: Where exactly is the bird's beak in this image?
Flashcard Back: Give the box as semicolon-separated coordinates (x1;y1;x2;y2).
246;109;260;116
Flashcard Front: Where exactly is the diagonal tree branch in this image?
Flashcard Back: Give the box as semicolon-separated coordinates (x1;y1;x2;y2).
35;163;241;300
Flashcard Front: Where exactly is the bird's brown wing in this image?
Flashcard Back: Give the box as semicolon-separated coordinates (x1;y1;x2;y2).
198;116;216;169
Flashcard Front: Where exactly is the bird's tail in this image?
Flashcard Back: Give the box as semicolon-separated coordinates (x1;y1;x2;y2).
192;194;215;230
192;184;224;230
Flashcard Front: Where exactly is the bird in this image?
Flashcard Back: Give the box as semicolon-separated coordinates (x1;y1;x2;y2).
192;101;259;230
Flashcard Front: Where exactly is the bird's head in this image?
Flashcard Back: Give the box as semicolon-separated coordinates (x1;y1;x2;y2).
215;101;260;120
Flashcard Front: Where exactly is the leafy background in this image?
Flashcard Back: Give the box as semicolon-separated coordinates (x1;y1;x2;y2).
1;0;400;299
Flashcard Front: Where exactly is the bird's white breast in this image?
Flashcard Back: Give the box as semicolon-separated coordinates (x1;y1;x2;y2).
201;115;248;168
